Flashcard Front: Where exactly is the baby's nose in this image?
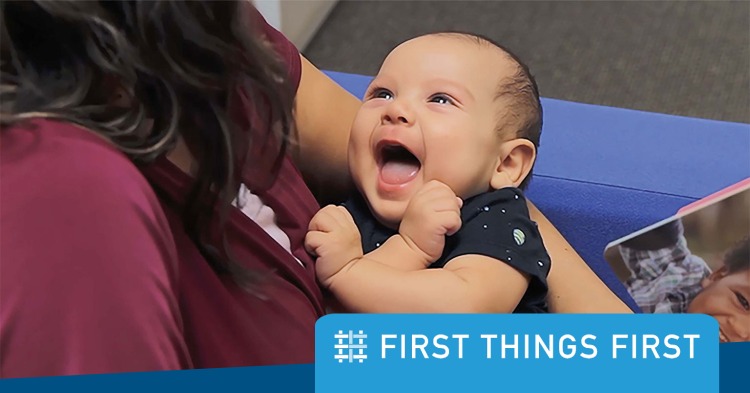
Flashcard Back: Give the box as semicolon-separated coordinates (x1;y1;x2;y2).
382;100;414;125
384;113;409;124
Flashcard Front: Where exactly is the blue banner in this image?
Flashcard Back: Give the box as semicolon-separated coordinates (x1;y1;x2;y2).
316;314;718;393
3;315;746;392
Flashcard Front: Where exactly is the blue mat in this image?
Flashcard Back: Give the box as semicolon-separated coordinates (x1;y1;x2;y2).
325;70;750;311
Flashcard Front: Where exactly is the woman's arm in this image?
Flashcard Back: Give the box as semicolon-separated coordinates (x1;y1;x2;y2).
293;56;361;204
247;5;357;204
527;201;633;313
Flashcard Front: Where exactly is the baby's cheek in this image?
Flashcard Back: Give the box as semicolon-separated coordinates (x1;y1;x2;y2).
425;163;482;198
688;286;727;316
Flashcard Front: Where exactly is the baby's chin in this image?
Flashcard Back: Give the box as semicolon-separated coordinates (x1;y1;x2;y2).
367;200;405;230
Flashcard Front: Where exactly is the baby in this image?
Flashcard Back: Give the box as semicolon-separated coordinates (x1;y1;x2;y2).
305;32;551;313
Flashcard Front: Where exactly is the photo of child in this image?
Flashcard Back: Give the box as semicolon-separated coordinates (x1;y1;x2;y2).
604;185;750;342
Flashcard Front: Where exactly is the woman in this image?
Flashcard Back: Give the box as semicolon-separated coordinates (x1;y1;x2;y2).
0;0;630;378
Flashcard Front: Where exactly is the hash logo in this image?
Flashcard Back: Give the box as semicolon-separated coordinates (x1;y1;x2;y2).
334;330;367;363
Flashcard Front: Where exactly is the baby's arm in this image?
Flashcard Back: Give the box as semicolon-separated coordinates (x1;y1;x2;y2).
325;251;530;313
306;180;461;289
307;181;532;313
307;209;531;313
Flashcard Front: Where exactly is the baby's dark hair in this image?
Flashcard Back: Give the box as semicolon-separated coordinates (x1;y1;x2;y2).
723;236;750;274
430;32;542;190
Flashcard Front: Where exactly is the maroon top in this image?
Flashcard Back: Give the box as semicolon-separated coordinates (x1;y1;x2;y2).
0;8;324;378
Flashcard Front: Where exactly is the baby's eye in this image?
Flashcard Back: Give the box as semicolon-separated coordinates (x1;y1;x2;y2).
734;291;749;311
370;88;393;100
428;94;454;105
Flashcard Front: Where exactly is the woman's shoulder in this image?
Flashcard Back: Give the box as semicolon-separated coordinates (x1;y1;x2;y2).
4;118;132;164
245;4;302;88
1;118;173;250
1;117;181;308
1;122;189;377
2;118;151;194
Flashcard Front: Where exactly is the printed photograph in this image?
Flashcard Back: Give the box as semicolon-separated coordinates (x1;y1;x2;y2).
605;184;750;342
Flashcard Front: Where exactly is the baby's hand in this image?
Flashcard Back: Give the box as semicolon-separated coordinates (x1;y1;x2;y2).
305;205;364;288
399;180;463;265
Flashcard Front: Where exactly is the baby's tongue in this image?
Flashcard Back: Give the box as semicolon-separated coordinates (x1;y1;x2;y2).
380;161;419;185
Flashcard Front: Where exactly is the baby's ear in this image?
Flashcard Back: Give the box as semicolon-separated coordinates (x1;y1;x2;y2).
701;265;730;288
490;139;536;189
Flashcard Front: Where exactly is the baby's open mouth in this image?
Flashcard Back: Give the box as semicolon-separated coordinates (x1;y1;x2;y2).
377;142;421;185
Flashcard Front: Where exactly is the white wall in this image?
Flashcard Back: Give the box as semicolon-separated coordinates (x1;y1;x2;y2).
253;0;338;50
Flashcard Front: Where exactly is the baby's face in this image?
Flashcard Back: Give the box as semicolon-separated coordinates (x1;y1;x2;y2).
348;35;514;228
687;269;750;342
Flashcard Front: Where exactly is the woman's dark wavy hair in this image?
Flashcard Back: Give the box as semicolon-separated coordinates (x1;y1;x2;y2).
1;0;296;290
